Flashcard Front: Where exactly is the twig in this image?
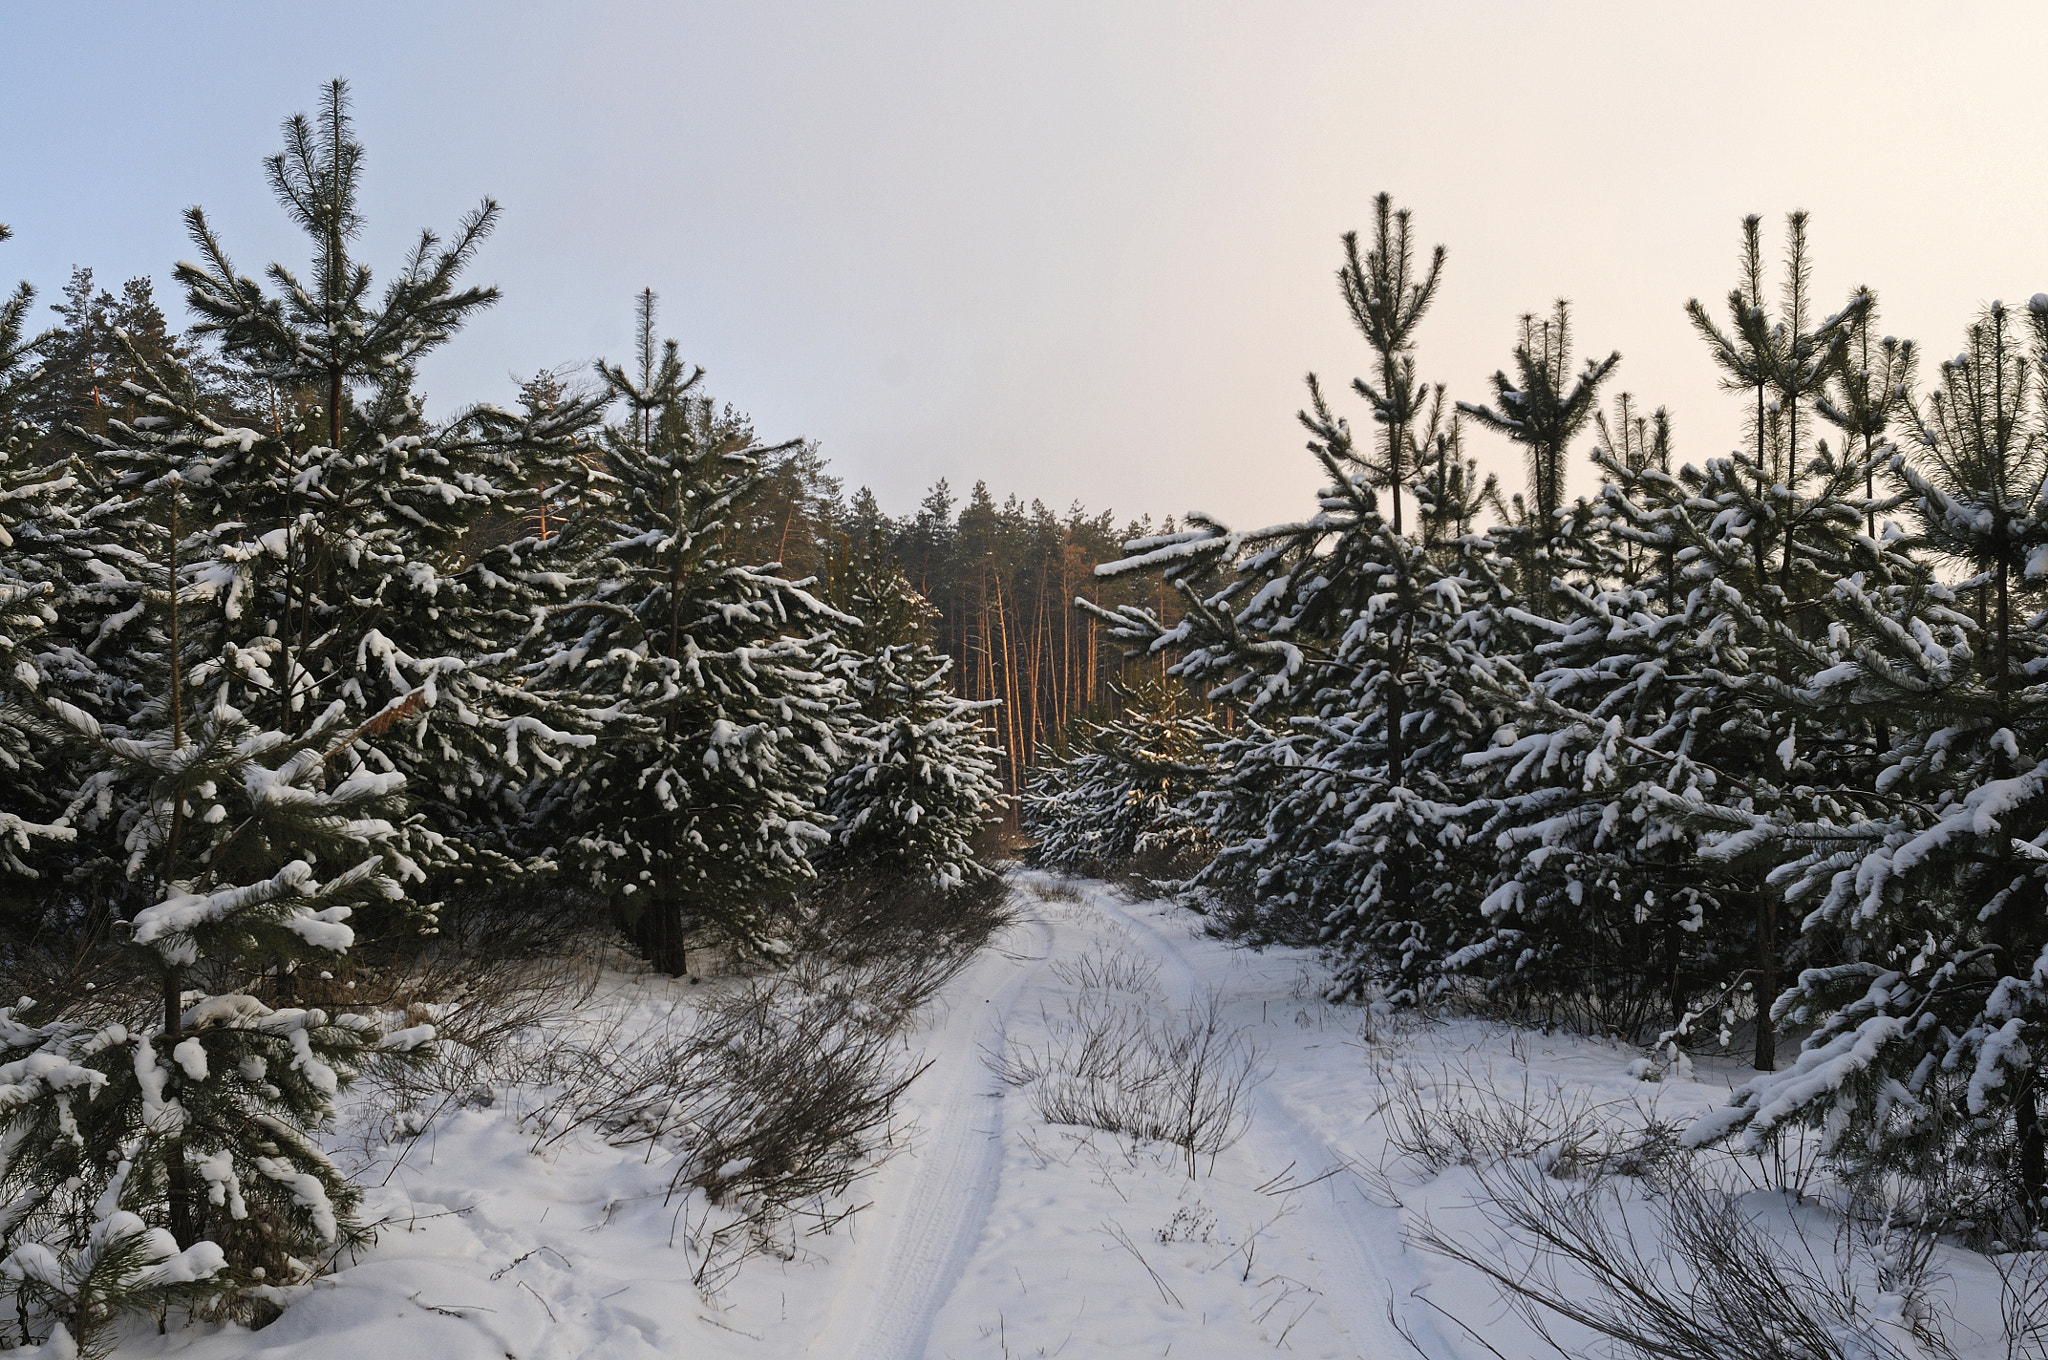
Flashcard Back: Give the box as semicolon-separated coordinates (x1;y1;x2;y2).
1256;1161;1350;1196
407;1291;495;1318
489;1246;570;1281
1102;1220;1184;1309
517;1280;558;1324
696;1312;764;1341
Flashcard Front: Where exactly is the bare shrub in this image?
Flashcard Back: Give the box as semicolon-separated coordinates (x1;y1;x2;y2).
1022;876;1083;903
353;873;1009;1288
793;872;1013;989
990;990;1265;1175
1994;1250;2048;1360
778;872;1017;1040
522;961;926;1287
0;925;153;1034
1406;1160;1945;1360
343;871;1014;1290
1050;938;1160;995
350;950;604;1160
1373;1054;1683;1184
341;888;616;1154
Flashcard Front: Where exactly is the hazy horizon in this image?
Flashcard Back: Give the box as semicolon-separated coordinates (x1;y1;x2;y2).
6;1;2046;533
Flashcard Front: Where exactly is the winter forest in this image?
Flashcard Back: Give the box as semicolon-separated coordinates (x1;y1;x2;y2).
8;76;2048;1360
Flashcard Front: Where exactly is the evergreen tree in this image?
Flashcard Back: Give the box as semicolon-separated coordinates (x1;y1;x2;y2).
0;226;80;889
1459;298;1620;532
1;465;435;1352
1665;211;1873;1069
1408;410;1502;550
1340;193;1445;539
1;1189;226;1359
1458;415;1750;1035
1688;298;2048;1227
25;269;200;466
524;291;850;971
822;537;1004;890
1092;198;1519;997
1590;393;1672;581
1020;675;1219;881
81;79;609;897
0;223;43;427
1818;292;1919;539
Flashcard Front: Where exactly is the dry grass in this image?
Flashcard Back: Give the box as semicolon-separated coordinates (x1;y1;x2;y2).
990;988;1265;1177
1370;1053;1684;1184
1049;936;1160;995
1404;1161;1947;1360
1369;1044;1985;1359
515;960;927;1287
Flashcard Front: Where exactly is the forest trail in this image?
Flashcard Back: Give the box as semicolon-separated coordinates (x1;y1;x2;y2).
130;875;1967;1360
1086;888;1422;1360
817;874;1422;1360
811;904;1054;1360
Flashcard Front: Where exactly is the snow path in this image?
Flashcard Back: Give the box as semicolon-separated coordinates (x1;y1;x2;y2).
822;874;1424;1359
816;904;1054;1360
1085;886;1423;1360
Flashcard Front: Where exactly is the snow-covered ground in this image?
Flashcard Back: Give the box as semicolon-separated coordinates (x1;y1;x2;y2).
101;873;2022;1359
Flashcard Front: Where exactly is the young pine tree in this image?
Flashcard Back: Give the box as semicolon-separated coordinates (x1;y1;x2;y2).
1455;405;1722;1035
821;535;1005;890
1667;211;1875;1069
1689;298;2048;1229
1021;674;1220;882
126;79;608;889
524;292;851;972
2;465;435;1353
1092;198;1519;997
1458;298;1620;535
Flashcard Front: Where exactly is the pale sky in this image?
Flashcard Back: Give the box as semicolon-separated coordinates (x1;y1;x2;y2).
5;2;2046;532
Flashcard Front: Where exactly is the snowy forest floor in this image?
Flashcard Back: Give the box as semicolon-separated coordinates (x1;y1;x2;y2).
98;873;2026;1360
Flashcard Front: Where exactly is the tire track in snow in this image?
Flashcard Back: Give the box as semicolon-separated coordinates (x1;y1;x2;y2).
814;903;1053;1360
1084;886;1430;1360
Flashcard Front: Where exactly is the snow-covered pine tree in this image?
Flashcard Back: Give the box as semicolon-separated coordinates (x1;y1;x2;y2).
1686;297;2048;1227
524;291;850;972
1590;394;1672;583
1658;210;1875;1069
0;224;81;894
820;533;1004;890
1;1184;227;1359
118;80;609;896
1020;674;1220;882
1408;409;1503;551
1457;402;1753;1034
1460;224;1895;1054
1818;290;1919;540
1;458;436;1353
1092;197;1519;996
